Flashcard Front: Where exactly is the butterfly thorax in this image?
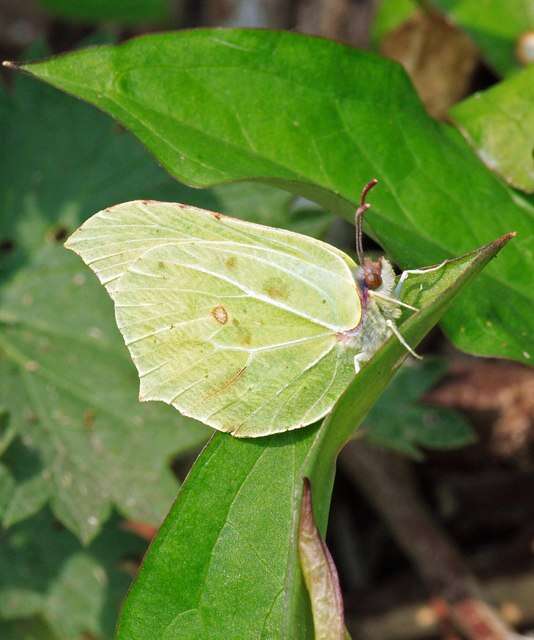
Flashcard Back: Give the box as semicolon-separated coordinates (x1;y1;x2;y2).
338;256;400;359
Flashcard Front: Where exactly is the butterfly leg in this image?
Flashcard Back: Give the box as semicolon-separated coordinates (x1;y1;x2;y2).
386;319;422;360
394;260;448;298
353;351;370;374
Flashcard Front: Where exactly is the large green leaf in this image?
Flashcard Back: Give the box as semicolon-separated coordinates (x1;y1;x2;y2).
115;234;511;640
0;245;208;543
0;510;145;639
451;65;534;193
373;0;534;76
16;30;533;364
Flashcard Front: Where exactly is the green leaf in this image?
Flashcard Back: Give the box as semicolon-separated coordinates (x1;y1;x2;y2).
17;30;534;364
364;359;475;459
38;0;169;23
373;0;534;76
0;245;208;543
0;510;145;640
451;65;534;193
115;234;511;640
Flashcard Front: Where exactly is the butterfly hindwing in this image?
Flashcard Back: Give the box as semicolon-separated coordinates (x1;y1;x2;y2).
66;201;362;436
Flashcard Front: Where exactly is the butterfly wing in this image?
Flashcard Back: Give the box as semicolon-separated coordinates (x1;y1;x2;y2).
66;201;361;437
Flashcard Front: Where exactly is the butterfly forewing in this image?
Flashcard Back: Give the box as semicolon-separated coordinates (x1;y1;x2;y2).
66;201;362;436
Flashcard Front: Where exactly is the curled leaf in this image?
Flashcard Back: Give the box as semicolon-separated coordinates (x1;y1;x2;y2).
299;478;345;640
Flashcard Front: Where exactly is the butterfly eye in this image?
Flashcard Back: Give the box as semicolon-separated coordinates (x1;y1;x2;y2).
364;271;382;289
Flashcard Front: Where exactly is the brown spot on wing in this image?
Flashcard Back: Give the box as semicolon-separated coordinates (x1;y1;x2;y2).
212;212;222;220
211;305;228;324
225;256;237;269
207;366;247;398
263;276;289;301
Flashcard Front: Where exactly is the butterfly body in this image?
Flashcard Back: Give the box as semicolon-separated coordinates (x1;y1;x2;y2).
66;200;410;437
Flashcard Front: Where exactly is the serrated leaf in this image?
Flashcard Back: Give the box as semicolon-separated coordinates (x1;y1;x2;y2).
373;0;534;76
451;65;534;193
0;246;208;543
115;235;511;640
364;360;475;459
38;0;169;23
18;30;534;364
0;510;145;640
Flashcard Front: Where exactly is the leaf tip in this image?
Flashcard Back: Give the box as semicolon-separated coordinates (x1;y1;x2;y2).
2;60;19;70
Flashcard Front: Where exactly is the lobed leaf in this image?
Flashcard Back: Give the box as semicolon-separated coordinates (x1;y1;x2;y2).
17;30;533;363
115;234;511;640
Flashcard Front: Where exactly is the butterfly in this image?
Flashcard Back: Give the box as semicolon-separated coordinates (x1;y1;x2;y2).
65;180;443;437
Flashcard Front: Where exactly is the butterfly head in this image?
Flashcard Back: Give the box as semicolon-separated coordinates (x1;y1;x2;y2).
361;257;383;290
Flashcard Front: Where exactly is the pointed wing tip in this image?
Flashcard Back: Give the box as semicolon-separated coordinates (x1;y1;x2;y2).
501;231;517;243
483;231;517;256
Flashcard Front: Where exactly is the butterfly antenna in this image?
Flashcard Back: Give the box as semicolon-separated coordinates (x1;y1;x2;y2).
355;178;378;265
